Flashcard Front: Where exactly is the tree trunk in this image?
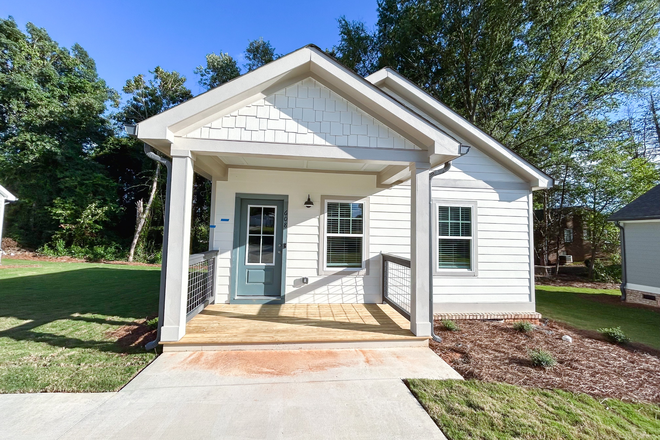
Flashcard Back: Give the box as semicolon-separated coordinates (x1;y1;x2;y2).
554;164;569;274
128;164;160;262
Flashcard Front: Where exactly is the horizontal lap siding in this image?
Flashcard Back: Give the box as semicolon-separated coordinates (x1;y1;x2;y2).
624;222;660;289
212;168;384;304
430;149;533;308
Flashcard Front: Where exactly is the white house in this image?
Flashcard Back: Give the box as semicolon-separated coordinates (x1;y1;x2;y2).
133;45;552;344
0;183;18;265
610;184;660;307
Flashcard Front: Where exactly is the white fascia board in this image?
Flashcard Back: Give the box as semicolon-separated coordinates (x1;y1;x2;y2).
173;137;429;164
0;184;17;202
366;68;553;190
309;51;460;158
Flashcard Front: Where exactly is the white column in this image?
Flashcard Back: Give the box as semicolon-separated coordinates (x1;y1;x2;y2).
160;152;195;342
0;197;5;265
410;162;432;336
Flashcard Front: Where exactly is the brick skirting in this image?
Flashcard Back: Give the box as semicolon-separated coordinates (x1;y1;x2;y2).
434;312;542;325
625;289;660;308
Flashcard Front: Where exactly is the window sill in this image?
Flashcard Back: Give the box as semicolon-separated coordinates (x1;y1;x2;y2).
434;269;478;277
318;266;368;276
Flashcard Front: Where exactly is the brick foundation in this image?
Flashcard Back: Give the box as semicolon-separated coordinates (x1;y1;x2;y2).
625;289;660;308
434;311;542;325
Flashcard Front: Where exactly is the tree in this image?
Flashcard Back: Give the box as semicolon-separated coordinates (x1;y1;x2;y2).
0;18;118;248
332;17;378;76
244;38;279;71
109;67;192;261
194;52;241;90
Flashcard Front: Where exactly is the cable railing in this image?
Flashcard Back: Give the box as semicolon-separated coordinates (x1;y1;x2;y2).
187;250;218;320
381;253;411;319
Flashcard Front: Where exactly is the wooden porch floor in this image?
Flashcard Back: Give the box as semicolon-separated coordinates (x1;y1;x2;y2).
162;304;428;351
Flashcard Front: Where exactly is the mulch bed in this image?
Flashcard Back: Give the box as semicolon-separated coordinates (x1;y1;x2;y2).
536;275;619;290
431;319;660;403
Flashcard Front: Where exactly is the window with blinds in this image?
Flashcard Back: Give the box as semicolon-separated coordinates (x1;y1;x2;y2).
438;205;472;270
326;201;364;268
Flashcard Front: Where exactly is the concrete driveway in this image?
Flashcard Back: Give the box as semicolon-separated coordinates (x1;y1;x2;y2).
1;347;461;440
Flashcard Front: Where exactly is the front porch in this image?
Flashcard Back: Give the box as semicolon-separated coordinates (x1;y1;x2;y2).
162;303;428;351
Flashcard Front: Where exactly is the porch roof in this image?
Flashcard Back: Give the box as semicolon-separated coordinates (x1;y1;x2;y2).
0;184;17;202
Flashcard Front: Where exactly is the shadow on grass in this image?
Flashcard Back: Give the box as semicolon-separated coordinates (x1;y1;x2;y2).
0;267;160;353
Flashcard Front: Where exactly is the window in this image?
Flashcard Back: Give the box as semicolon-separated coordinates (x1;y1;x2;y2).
325;201;364;269
583;229;589;241
437;205;474;271
564;228;573;243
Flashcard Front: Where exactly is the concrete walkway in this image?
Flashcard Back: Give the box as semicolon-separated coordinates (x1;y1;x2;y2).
1;348;462;440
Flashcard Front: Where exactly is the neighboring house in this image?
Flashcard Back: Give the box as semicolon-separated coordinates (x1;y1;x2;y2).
0;184;18;265
534;207;592;265
609;184;660;307
133;45;552;342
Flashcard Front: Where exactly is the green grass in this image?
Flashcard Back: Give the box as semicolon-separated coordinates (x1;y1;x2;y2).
536;285;660;349
408;379;660;440
0;258;160;393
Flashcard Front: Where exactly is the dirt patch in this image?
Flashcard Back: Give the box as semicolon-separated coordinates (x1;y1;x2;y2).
536;275;619;290
578;293;660;314
431;319;660;403
106;318;157;349
0;264;42;269
174;349;384;377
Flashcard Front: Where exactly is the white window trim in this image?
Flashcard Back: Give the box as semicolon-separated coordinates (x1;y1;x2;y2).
318;195;370;276
433;200;478;277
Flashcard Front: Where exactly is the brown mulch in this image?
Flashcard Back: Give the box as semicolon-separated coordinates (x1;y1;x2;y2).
431;319;660;403
105;317;157;349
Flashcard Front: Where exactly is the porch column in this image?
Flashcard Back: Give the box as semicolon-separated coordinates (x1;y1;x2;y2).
160;151;195;342
410;162;432;337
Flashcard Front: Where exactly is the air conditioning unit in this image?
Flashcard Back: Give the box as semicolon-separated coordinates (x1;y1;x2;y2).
565;255;573;263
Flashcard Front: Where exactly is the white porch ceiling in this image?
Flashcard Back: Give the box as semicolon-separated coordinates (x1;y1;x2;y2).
214;155;387;173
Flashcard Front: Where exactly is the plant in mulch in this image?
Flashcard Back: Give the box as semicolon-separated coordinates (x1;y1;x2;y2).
598;327;630;344
528;348;557;368
146;317;158;330
441;319;460;331
513;321;534;333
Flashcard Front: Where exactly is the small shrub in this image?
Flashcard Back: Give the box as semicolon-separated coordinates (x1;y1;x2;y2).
146;317;158;330
442;319;460;331
529;349;557;368
598;326;630;344
513;321;534;333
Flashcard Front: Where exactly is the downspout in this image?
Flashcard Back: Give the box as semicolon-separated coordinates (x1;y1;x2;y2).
124;124;172;350
615;221;627;301
428;145;470;343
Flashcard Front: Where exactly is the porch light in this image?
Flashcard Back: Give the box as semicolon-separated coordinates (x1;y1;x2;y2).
304;195;314;208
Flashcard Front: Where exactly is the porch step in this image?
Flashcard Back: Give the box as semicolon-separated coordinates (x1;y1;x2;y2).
162;338;429;352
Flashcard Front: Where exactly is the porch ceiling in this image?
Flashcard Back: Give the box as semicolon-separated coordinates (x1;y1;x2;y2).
215;155;387;173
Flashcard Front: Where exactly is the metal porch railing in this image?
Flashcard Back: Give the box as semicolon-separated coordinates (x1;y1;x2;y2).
381;253;411;319
187;250;218;320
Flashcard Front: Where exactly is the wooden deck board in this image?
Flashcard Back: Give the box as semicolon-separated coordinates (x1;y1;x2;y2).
164;304;425;346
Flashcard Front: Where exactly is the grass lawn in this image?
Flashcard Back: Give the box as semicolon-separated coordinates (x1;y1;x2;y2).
0;258;160;393
536;285;660;349
408;379;660;440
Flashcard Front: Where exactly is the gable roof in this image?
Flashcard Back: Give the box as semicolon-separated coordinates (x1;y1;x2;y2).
366;68;552;189
0;184;17;202
137;45;460;159
609;184;660;222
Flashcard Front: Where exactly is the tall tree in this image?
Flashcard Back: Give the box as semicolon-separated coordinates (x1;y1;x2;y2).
194;52;241;90
244;38;279;71
0;18;118;248
107;67;192;262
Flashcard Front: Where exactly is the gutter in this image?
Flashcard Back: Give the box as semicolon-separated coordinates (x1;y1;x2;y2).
125;124;171;350
428;145;471;343
614;221;627;301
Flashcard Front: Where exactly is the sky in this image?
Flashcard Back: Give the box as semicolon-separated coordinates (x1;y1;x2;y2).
2;0;378;96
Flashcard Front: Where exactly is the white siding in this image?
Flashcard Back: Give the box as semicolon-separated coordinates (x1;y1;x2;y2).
624;221;660;289
186;77;420;150
210;146;534;312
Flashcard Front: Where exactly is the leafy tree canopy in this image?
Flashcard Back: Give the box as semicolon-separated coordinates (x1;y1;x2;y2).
194;52;241;90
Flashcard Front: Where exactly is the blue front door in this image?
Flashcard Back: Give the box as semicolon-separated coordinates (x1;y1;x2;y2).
235;198;285;300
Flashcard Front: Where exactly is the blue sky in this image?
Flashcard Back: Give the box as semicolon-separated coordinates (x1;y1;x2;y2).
3;0;377;95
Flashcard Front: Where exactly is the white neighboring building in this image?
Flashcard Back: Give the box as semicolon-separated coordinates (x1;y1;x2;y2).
134;45;552;342
0;184;17;264
610;184;660;307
